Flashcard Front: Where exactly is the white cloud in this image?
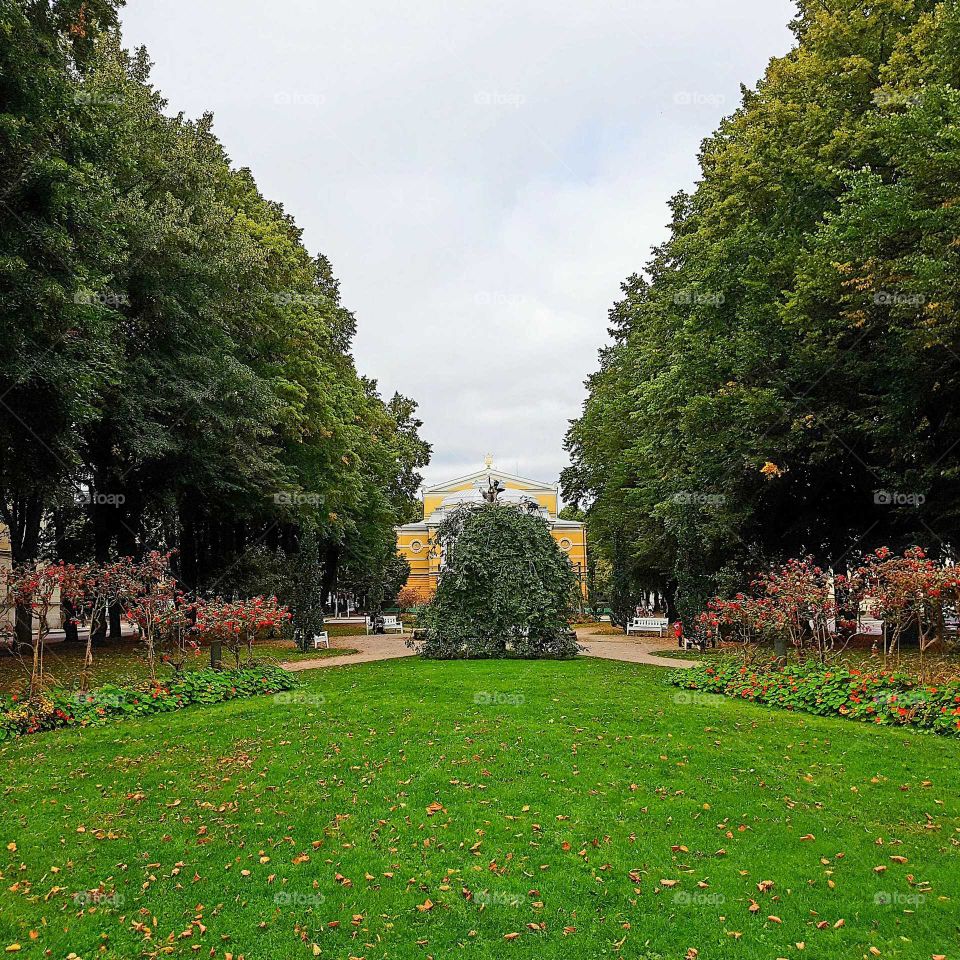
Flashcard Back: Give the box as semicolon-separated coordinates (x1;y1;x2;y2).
121;0;796;488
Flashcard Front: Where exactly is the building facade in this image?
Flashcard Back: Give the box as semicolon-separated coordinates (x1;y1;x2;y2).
395;461;587;601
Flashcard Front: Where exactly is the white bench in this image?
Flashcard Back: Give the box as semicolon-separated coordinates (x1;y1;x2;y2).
366;615;404;634
294;629;330;650
626;616;669;637
857;618;884;638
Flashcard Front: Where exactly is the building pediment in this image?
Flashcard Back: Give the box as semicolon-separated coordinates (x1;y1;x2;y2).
424;467;556;497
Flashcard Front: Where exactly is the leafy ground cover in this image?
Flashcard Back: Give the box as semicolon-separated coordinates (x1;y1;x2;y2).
1;657;958;959
0;665;297;740
671;657;960;737
0;640;357;694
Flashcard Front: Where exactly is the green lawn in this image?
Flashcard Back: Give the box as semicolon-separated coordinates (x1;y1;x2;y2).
1;657;958;959
0;640;358;694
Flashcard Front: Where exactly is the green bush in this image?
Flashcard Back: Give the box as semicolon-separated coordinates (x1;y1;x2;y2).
416;504;579;659
669;658;960;737
0;665;297;740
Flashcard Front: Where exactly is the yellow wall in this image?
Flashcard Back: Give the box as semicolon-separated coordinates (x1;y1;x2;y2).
396;522;587;601
422;477;558;520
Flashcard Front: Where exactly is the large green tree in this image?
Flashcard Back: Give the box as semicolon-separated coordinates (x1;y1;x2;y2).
566;0;960;623
1;5;430;617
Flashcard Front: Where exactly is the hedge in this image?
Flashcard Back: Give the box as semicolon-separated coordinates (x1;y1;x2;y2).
669;657;960;737
0;664;297;740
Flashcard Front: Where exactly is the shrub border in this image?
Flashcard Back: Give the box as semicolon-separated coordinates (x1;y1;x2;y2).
669;657;960;737
0;664;298;740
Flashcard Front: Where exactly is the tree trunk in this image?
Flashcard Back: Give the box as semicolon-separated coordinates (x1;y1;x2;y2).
662;581;678;621
178;497;198;591
62;597;80;643
108;599;122;639
321;543;340;612
2;492;43;645
774;633;787;665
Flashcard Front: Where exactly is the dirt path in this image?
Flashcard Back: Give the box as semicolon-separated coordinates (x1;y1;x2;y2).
575;627;700;669
281;629;699;672
281;634;415;671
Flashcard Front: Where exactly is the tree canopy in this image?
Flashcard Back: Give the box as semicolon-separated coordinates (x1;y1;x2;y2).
0;1;429;616
564;0;960;623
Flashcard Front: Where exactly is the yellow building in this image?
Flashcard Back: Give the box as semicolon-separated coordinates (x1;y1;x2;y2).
395;460;587;601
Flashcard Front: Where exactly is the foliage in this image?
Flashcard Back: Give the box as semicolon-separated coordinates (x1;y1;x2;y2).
0;4;430;607
0;665;295;740
565;0;960;622
670;657;960;737
194;596;291;667
691;546;959;676
417;505;579;659
396;584;431;611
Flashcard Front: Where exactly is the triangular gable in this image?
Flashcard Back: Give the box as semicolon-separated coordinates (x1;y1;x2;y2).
424;467;555;495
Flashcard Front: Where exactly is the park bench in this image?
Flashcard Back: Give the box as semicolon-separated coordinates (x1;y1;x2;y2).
366;615;404;634
856;618;883;638
293;629;330;650
626;616;669;637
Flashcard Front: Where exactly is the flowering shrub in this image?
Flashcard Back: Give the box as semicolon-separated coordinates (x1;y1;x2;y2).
684;547;960;675
669;658;960;737
195;596;291;666
0;665;296;741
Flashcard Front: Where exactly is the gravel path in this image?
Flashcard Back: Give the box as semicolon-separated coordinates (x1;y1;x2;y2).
281;628;699;672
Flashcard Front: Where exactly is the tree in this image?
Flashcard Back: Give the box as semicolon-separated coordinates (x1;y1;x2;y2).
1;562;66;696
566;0;960;621
416;504;579;659
0;12;431;610
0;0;125;644
194;595;290;667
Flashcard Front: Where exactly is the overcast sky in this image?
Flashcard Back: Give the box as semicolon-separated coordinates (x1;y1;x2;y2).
120;0;796;488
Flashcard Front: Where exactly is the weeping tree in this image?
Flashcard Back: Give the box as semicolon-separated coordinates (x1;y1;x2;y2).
416;504;579;659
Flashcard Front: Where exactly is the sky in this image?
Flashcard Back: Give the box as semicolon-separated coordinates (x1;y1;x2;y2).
119;0;797;489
